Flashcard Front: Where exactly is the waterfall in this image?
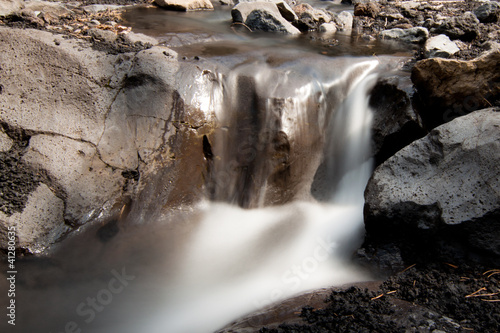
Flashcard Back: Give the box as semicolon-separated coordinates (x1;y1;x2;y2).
132;57;381;333
15;54;387;333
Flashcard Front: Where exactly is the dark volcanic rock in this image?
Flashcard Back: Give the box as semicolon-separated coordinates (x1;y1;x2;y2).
432;11;480;41
412;49;500;129
473;1;500;23
364;108;500;268
369;76;425;166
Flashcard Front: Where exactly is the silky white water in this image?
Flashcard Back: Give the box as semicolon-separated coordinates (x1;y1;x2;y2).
132;57;381;333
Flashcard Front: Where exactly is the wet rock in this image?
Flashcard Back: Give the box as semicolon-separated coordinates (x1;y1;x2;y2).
0;183;69;253
232;2;300;34
432;12;480;41
319;22;337;33
332;10;353;32
473;1;499;23
354;1;380;18
424;34;459;59
0;0;24;17
369;76;425;166
364;108;500;262
379;27;429;44
0;129;13;152
153;0;214;11
412;49;500;128
293;3;331;32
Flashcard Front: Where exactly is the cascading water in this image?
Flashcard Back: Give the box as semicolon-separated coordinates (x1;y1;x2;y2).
13;52;399;333
131;56;381;333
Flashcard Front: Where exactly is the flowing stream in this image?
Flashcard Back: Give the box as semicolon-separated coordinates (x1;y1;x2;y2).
13;6;412;333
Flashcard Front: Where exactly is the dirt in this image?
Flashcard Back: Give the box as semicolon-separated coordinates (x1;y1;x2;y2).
257;263;500;333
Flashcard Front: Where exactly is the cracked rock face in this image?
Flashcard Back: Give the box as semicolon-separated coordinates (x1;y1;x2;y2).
364;108;500;265
0;27;187;252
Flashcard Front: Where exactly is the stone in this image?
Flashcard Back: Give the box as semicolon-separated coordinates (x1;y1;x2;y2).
235;0;298;22
379;27;429;44
153;0;214;11
369;76;425;166
411;49;500;128
333;11;353;32
354;2;380;18
424;34;459;59
473;2;499;23
24;1;73;18
122;32;159;46
88;28;117;43
293;3;331;31
432;12;480;41
23;135;127;224
319;22;337;33
82;4;123;14
0;0;24;17
232;2;300;34
0;183;69;253
364;108;500;260
0;129;13;152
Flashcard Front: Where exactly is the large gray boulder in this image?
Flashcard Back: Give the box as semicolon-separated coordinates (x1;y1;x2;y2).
364;108;500;264
232;2;300;34
379;27;429;44
0;27;193;252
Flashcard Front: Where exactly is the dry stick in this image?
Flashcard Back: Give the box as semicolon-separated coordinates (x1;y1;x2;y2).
371;294;384;301
386;290;397;295
481;299;500;302
444;262;458;269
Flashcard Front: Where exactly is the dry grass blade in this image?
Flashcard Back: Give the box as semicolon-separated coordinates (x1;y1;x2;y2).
465;287;486;298
466;292;498;298
481;299;500;302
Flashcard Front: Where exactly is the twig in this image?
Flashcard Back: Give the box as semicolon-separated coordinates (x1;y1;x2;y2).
371;294;384;301
444;262;458;269
401;264;416;273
